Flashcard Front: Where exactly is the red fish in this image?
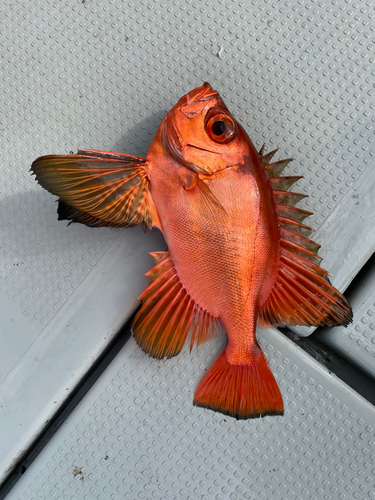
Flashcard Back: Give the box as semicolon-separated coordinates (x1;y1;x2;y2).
31;83;352;419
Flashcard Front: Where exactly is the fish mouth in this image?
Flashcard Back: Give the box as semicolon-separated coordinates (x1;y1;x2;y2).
180;83;220;119
184;82;219;104
185;143;220;156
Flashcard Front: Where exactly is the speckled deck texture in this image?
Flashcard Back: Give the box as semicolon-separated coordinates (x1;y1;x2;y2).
1;0;374;497
7;330;375;500
317;260;375;380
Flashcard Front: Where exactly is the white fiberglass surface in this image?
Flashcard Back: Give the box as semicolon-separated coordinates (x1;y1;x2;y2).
1;0;374;491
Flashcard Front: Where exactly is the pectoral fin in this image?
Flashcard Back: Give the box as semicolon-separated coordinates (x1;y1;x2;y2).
183;172;227;218
31;149;159;230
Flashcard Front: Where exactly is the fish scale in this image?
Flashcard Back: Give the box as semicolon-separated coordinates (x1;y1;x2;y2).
31;83;352;420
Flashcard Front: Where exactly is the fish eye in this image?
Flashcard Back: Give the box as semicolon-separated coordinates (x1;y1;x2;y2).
205;113;236;144
211;120;226;136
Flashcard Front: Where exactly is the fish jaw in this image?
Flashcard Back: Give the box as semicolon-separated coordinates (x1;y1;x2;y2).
172;82;219;109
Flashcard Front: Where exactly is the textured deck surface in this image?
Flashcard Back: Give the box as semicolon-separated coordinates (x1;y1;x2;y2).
317;260;375;380
0;0;374;495
7;329;375;500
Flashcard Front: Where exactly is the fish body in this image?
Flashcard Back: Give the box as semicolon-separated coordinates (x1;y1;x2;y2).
31;83;352;419
148;114;279;362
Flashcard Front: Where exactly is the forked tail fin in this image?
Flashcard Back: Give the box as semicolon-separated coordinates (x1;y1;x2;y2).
193;349;283;419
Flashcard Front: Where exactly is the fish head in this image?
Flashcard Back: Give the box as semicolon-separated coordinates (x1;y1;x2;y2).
159;82;254;175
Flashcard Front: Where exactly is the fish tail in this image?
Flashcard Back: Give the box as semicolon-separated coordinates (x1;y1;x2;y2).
193;348;283;419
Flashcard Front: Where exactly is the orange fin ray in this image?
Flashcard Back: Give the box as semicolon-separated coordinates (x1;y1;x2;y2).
190;307;201;351
149;251;170;265
196;310;225;347
133;251;224;359
259;249;352;328
260;277;319;327
278;217;314;238
280;239;322;265
136;283;184;356
57;201;125;228
281;249;329;280
31;150;158;230
276;205;313;222
280;228;321;255
138;259;176;303
280;261;350;316
145;257;175;282
259;147;353;329
77;149;146;162
136;275;180;330
193;349;284;419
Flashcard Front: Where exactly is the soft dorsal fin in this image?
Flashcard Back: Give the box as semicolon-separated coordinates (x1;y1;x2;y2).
258;147;353;328
132;252;224;359
31;149;159;230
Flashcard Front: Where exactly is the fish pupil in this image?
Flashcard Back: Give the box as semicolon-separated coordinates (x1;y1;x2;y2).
211;120;226;136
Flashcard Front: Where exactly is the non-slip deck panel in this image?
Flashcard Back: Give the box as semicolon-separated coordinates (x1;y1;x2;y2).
317;258;375;380
1;0;374;490
7;329;375;500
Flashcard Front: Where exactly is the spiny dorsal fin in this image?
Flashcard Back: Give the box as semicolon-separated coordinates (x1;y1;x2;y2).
269;176;303;191
261;148;279;165
264;159;293;178
258;147;353;329
132;252;224;359
281;239;322;265
276;205;313;223
273;191;307;207
280;228;321;255
258;144;265;157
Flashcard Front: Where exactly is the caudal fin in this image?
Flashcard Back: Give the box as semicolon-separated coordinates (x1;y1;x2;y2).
193;349;283;419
